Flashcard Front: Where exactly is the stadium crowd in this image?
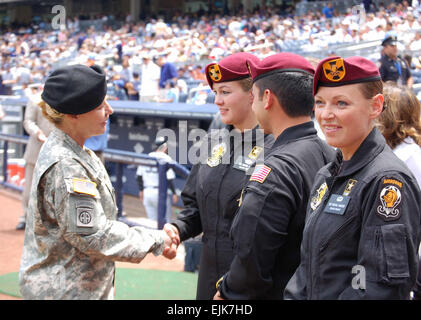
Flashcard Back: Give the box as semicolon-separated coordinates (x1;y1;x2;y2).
1;0;421;102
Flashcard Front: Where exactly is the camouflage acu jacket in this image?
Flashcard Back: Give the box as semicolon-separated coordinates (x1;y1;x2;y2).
19;127;165;299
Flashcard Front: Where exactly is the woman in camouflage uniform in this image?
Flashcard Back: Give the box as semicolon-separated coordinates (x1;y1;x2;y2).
19;64;175;300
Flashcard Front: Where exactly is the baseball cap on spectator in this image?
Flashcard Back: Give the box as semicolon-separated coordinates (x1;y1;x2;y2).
205;52;260;89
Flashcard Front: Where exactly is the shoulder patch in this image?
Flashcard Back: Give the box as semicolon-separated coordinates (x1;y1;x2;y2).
249;165;271;183
72;178;97;197
376;178;403;221
310;182;328;211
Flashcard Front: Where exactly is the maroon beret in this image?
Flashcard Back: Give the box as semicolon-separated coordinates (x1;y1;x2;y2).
313;56;381;95
247;52;315;82
205;52;260;89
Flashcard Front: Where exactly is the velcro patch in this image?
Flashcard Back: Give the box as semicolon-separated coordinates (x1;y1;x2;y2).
72;178;97;197
376;178;403;221
250;165;271;184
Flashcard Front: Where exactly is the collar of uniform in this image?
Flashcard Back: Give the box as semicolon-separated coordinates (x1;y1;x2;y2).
272;121;317;148
52;127;99;175
335;127;386;177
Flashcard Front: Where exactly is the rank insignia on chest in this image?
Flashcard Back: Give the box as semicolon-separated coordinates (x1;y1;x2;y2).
376;178;403;221
72;178;97;197
249;164;271;183
207;142;227;167
248;146;263;160
343;179;357;196
310;182;328;211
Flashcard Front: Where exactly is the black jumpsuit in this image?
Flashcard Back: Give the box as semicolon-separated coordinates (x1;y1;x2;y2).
218;121;336;299
285;128;421;299
172;125;274;299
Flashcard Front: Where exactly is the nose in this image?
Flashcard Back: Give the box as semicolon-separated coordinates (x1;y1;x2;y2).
318;104;334;121
214;92;223;106
104;100;113;115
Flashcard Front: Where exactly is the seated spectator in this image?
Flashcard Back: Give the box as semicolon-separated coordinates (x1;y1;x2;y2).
155;80;179;103
113;80;128;100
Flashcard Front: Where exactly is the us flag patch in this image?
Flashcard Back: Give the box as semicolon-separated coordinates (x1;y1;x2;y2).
250;165;271;183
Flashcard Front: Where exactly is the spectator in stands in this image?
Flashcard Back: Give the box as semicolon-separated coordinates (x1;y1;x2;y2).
1;64;16;95
16;88;54;230
113;79;128;100
0;105;4;120
377;83;421;189
157;52;178;96
155;80;179;103
322;3;335;19
140;52;161;103
379;35;413;88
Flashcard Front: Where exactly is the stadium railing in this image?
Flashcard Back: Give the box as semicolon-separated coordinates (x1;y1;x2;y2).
0;132;189;230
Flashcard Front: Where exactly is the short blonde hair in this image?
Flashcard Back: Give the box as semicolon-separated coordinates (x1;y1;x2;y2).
39;100;65;126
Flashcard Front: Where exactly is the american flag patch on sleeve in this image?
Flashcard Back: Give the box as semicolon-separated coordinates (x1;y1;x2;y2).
250;165;271;184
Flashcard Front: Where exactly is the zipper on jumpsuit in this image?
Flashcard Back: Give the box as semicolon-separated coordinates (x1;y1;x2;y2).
306;165;342;299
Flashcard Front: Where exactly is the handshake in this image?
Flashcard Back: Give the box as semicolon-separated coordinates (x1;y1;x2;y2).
161;223;181;260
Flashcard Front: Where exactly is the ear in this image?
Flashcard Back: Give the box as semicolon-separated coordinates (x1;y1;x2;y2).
264;89;273;110
370;94;384;119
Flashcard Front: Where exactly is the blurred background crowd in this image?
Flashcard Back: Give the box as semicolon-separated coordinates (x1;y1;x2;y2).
2;0;421;103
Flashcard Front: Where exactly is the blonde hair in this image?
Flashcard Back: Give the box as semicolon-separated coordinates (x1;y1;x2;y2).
377;83;421;149
39;100;65;126
237;77;253;92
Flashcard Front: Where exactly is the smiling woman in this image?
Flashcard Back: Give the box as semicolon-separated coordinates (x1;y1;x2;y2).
19;64;176;300
163;52;275;300
285;56;421;300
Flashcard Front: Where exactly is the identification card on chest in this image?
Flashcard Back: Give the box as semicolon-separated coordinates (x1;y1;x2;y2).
323;194;350;215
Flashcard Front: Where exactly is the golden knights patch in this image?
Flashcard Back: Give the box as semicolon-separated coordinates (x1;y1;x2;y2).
376;178;403;221
310;182;328;211
208;64;222;82
207;142;227;167
323;58;346;82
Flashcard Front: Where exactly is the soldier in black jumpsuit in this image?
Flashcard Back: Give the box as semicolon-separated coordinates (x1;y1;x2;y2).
285;56;421;300
166;52;274;299
215;53;336;299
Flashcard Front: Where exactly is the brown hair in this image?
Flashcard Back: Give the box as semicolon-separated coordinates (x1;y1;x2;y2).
39;100;65;126
237;77;253;92
358;80;383;99
377;83;421;149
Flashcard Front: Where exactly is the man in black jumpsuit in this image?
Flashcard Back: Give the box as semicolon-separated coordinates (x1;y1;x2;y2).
214;53;336;299
379;35;413;88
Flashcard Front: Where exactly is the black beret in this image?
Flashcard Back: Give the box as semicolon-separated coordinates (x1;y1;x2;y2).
41;64;107;115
